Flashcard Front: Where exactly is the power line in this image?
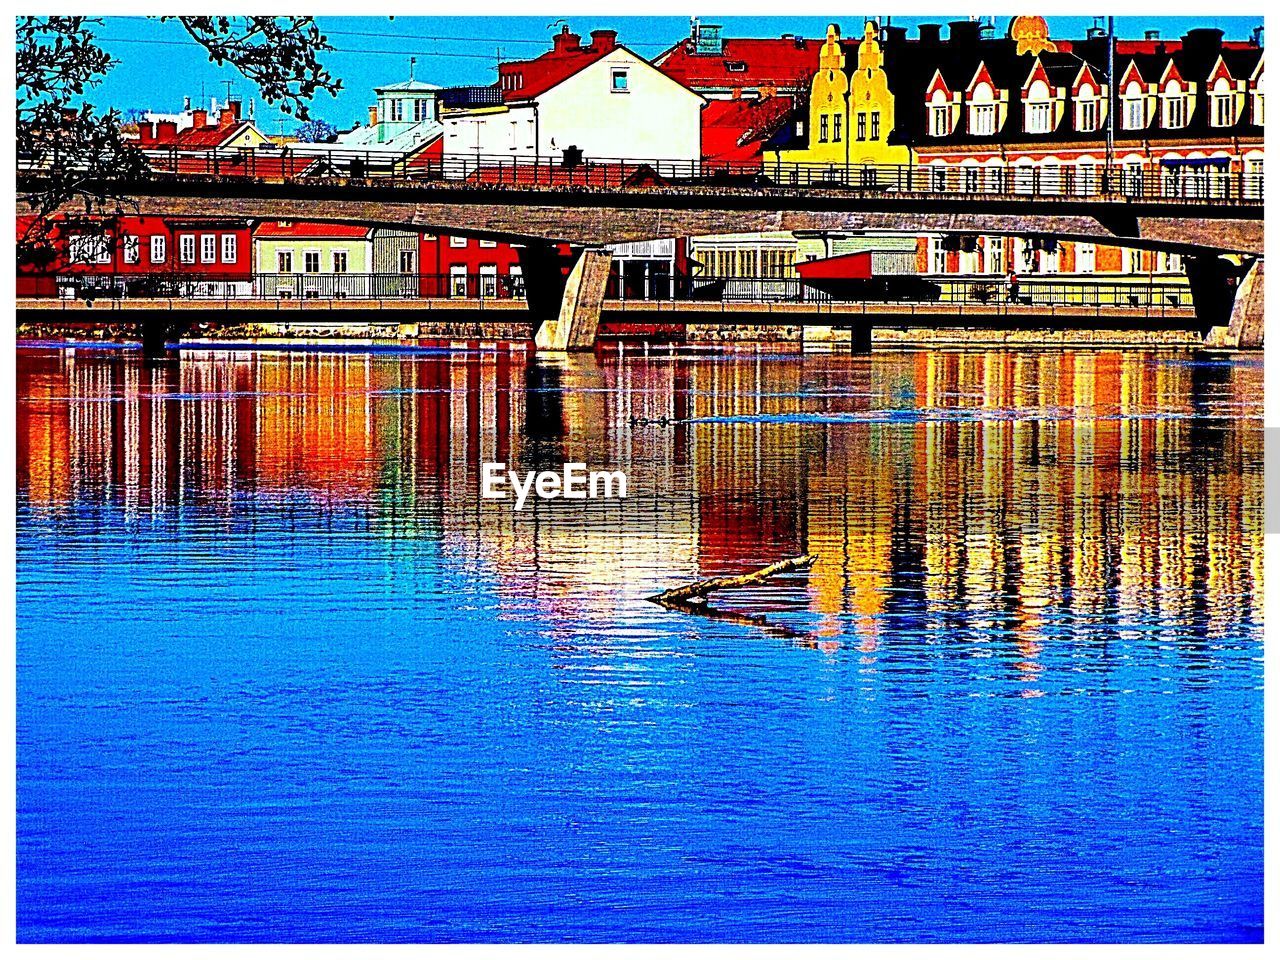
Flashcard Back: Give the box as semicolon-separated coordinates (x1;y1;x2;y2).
99;35;504;60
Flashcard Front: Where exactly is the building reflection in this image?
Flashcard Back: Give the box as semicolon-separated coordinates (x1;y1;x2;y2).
17;345;1263;655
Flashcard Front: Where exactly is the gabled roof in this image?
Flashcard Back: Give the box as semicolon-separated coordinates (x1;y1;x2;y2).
702;95;793;163
375;79;441;93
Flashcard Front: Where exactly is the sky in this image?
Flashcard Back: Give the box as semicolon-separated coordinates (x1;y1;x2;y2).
80;15;1264;135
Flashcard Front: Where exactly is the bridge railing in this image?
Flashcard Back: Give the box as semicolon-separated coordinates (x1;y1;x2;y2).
23;270;1195;317
94;147;1265;204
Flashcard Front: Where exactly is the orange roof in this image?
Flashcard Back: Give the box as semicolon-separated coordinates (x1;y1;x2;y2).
656;37;824;91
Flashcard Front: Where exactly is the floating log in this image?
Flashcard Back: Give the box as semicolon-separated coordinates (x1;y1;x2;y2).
649;554;817;607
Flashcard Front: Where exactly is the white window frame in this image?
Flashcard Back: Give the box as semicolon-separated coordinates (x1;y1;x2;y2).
479;239;497;248
331;249;349;274
277;249;294;274
179;234;196;264
200;234;216;264
150;234;166;264
1162;85;1187;129
1025;98;1053;134
928;102;950;137
303;249;321;274
399;250;415;274
611;68;629;93
1076;95;1099;132
1122;84;1146;130
221;234;237;263
449;264;467;298
449;235;467;248
970;102;996;136
122;234;139;264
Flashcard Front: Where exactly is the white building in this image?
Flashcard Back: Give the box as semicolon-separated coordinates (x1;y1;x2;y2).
441;27;704;165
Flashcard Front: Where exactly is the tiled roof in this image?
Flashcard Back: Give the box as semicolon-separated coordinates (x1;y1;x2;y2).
500;47;611;102
253;222;372;238
656;37;825;91
702;95;794;163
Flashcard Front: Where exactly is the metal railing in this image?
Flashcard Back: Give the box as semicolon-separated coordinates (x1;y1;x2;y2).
58;147;1258;204
22;270;1195;317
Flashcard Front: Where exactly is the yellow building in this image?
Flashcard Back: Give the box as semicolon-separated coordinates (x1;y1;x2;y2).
774;21;910;169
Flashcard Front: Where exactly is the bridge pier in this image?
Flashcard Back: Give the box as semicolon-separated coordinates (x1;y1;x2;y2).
140;320;183;359
530;247;613;353
1225;258;1264;349
1185;254;1250;334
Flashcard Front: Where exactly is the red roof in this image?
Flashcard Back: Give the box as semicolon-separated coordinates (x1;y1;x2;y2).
701;95;794;165
498;27;620;102
656;37;824;91
253;222;372;238
795;251;873;280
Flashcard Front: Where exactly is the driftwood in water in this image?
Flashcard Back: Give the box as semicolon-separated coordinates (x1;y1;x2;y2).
649;554;817;607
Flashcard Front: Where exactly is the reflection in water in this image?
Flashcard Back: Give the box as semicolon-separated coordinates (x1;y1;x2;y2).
17;346;1263;943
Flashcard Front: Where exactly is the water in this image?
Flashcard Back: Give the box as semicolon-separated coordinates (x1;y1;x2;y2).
16;344;1264;943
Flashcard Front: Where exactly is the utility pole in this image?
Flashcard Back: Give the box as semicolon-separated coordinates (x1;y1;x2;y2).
1106;16;1115;191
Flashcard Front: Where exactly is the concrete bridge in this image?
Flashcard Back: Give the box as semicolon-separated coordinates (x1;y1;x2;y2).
22;173;1265;352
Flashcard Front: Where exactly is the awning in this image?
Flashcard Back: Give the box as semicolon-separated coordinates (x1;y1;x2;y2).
1160;157;1231;168
795;251;873;280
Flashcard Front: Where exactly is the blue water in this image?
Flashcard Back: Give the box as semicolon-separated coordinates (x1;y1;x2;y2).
17;345;1264;942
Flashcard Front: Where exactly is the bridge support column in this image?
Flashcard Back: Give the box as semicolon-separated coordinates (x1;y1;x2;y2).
140;320;183;359
531;248;613;353
1222;258;1264;349
1185;253;1247;335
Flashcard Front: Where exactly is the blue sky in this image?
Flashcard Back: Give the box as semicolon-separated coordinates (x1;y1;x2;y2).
84;15;1263;135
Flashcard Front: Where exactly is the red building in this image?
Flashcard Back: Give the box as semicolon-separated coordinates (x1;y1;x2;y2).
418;234;571;298
17;215;254;297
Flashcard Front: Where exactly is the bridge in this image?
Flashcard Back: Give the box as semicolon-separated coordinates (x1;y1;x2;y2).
18;155;1264;352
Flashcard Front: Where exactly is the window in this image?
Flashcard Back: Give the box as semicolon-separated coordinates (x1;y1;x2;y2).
1041;162;1061;194
931;164;948;192
221;234;237;263
1077;96;1099;132
819;114;829;143
1252;77;1264;125
179;234;196;263
611;69;629;93
449;235;467;248
1210;80;1235;126
390;100;403;122
150;234;166;264
871;111;880;140
928;236;947;274
414;99;431;122
200;234;216;264
399;250;415;274
1076;243;1095;273
929;104;950;137
1076;162;1098;196
1026;100;1053;134
509;264;524;296
970;103;996;136
122;235;139;264
277;249;293;273
986;165;1006;194
304;250;320;273
1125;248;1143;274
986;237;1005;274
69;234;111;264
449;265;467;297
833;113;843;142
1123;84;1145;129
1162;85;1187;128
332;250;348;273
479;265;498;298
479;239;497;248
963;165;979;193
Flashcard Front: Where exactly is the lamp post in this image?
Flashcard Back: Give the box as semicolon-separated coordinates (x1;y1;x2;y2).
1105;16;1115;193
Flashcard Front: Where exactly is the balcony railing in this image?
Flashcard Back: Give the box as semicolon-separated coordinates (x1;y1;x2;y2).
19;147;1262;204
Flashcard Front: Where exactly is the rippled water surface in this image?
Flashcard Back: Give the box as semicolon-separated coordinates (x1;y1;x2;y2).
17;345;1263;943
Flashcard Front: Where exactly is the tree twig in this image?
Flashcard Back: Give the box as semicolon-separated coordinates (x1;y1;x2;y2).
648;554;817;607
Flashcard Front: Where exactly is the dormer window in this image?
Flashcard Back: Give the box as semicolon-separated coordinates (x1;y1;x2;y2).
1210;77;1235;126
1122;81;1146;129
1024;79;1053;134
928;90;951;136
1075;89;1100;132
1253;72;1264;125
1161;82;1188;128
969;82;997;136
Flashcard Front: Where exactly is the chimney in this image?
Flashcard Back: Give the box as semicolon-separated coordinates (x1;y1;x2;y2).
884;25;907;47
137;122;155;145
919;23;942;44
191;109;207;128
949;21;980;46
368;104;378;126
590;29;617;53
552;25;581;55
1145;29;1160;42
219;105;238;127
157;120;179;141
1182;28;1225;59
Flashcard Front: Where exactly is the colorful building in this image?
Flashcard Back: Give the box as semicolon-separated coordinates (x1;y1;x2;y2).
253;222;375;298
441;26;705;167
